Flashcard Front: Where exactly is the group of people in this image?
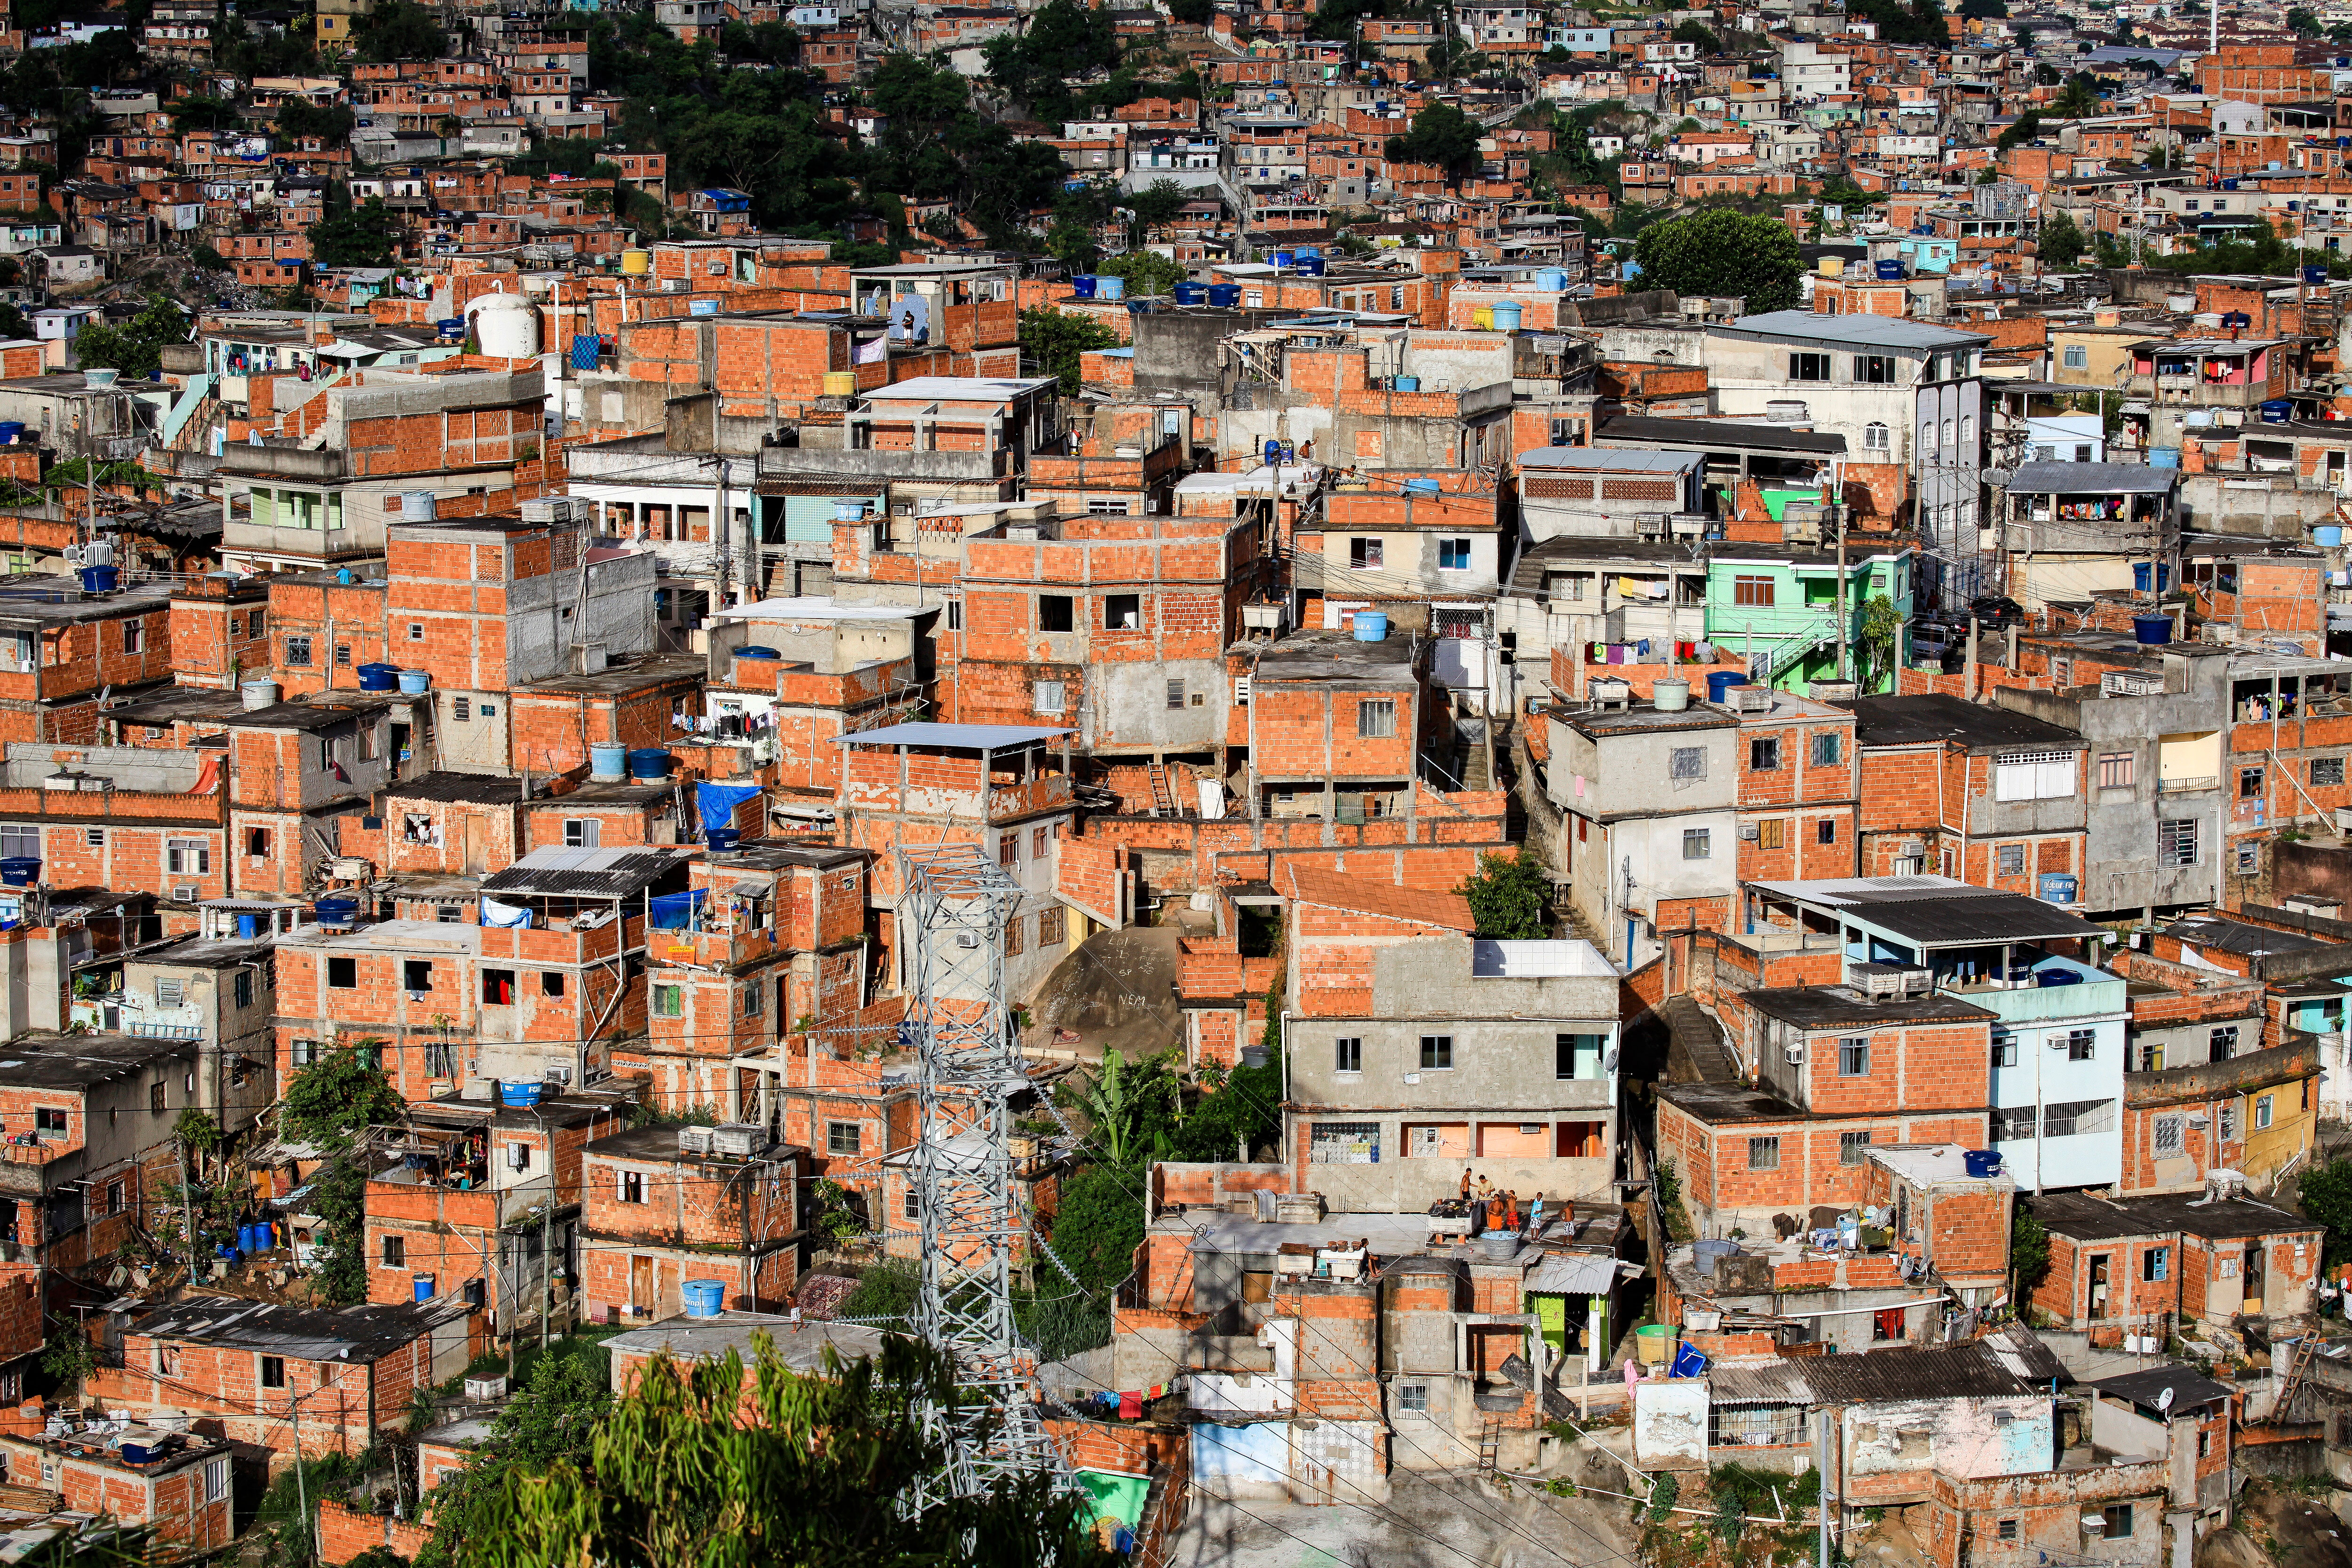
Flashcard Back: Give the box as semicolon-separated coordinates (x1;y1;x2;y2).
1461;1170;1544;1237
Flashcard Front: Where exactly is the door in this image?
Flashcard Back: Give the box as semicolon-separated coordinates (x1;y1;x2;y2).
2088;1253;2110;1320
461;816;486;876
630;1254;653;1317
2245;1244;2266;1312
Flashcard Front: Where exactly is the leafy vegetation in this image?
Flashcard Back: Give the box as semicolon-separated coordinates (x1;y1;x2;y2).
280;1040;402;1304
442;1335;1113;1568
2298;1157;2352;1269
1632;208;1801;312
1384;102;1484;181
414;1342;616;1568
1855;594;1903;694
1018;308;1119;394
1458;850;1552;940
68;295;187;382
2011;1203;2052;1297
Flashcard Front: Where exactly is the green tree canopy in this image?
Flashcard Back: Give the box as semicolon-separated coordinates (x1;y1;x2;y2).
1458;850;1551;940
309;196;397;269
2040;210;2085;268
70;295;187;381
1672;19;1720;51
2299;1157;2352;1268
354;0;447;60
1096;249;1187;298
1632;208;1802;313
444;1335;1113;1568
1847;0;1947;45
1384;102;1484;180
1995;110;2042;150
1018;307;1118;393
167;94;239;132
278;98;357;147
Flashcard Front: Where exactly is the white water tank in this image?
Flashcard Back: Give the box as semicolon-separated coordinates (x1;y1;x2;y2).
468;293;539;359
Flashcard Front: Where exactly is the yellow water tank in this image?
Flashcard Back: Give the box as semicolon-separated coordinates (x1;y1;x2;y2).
822;371;858;397
1819;255;1845;277
1473;305;1494;328
620;248;651;276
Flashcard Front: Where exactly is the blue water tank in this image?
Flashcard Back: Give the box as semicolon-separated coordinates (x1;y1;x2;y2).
683;1279;726;1317
2133;562;2173;591
627;747;673;779
1208;284;1242;308
2261;399;2294;423
2320;525;2345;546
1490;301;1523;330
398;669;430;694
2133;614;2175;646
357;662;399;691
2149;447;2181;468
1263;438;1285;467
1271;249;1295;269
1392;375;1421;391
79;565;116;594
1297;254;1326;276
733;645;780;662
1962;1149;2002;1178
237;913;262;940
0;858;39;888
499;1081;544;1108
1403;476;1441;496
313;895;359;925
2311;264;2335;283
1173;281;1206;305
1352;611;1388;641
1097;273;1126;300
707;827;742;854
2038;872;2079;905
1707;672;1748;705
1875;259;1905;279
2222;311;2253;328
1537;268;1569;291
1070;274;1097;298
413;1274;436;1302
589;742;628;779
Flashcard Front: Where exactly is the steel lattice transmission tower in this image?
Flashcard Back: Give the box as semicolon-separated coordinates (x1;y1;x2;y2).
898;844;1082;1514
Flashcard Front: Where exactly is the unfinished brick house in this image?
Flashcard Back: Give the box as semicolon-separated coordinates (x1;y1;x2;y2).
88;1296;474;1467
577;1122;804;1322
0;579;176;745
1851;693;2089;897
2026;1182;2323;1345
0;1421;236;1555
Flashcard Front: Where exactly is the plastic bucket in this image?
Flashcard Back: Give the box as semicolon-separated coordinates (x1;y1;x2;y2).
397;670;430;694
1708;672;1748;704
627;747;673;779
2133;614;2175;646
1352;612;1389;642
1490;301;1523;330
707;827;742;854
0;858;39;888
683;1279;726;1317
1635;1324;1678;1365
413;1274;436;1302
357;663;399;691
1963;1149;2002;1178
237;913;262;939
589;742;628;781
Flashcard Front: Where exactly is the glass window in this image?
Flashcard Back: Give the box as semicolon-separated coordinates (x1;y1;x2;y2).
1838;1038;1870;1077
1996;844;2025;876
2142;1248;2169;1283
2211;1025;2238;1061
1398;1381;1430;1413
827;1122;862;1155
653;985;683;1018
1683;828;1711;859
1747;1136;1780;1170
2065;1029;2095;1061
1812;731;1842;767
1335;1037;1362;1073
2154;1115;2183;1153
1438;538;1472;570
1839;1130;1872;1166
1348;538;1383;570
2063;344;2089;369
1864;421;1889;451
2256;1093;2275;1129
564;818;600;848
1854;354;1897;383
1419;1035;1453;1070
1732;574;1775;607
1750;737;1781;772
2316;757;2345;788
1788;352;1831;380
1670;747;1706;780
2160;818;2200;866
1358;700;1396;737
2098;752;2136;789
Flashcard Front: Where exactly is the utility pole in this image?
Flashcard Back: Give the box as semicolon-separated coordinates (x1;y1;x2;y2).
1817;1407;1833;1568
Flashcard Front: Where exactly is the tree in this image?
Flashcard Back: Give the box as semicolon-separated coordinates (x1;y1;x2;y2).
1120;178;1189;240
1957;0;2008;14
1018;307;1118;394
278;98;357;148
1632;208;1802;313
2011;1204;2051;1300
1384;102;1483;180
167;94;239;132
1995;110;2042;150
415;1345;615;1568
1049;1163;1145;1297
1672;18;1720;52
1096;249;1187;298
1847;0;1947;46
868;52;968;125
1458;850;1551;940
1854;594;1903;694
2300;1157;2352;1269
69;294;186;381
2034;61;2061;85
353;0;447;61
1063;1050;1173;1169
2054;72;2101;117
309;197;397;268
2040;210;2085;268
445;1336;1114;1568
2289;6;2322;33
1169;0;1213;20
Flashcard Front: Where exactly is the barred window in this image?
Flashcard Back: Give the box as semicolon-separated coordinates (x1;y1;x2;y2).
1747;1136;1780;1171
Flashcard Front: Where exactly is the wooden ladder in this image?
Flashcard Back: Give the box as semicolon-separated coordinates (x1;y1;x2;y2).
1476;1417;1502;1475
2276;1331;2320;1420
1147;762;1177;818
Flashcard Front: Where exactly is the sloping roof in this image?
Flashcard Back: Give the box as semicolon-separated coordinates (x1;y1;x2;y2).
1279;863;1474;933
129;1296;466;1360
479;845;695;899
1708;1358;1815;1404
2088;1365;2235;1413
1799;1340;2035;1403
2008;460;2181;495
1524;1252;1637;1294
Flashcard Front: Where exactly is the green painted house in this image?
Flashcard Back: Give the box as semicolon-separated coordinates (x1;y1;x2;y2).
1703;543;1915;694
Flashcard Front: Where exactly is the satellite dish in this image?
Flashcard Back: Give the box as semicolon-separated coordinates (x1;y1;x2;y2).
2154;1386;2175;1414
1604;1049;1620;1074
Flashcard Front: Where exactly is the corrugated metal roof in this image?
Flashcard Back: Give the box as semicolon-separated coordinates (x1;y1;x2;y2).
1707;1359;1814;1404
832;721;1071;749
478;845;695;898
1798;1341;2034;1403
1523;1251;1635;1295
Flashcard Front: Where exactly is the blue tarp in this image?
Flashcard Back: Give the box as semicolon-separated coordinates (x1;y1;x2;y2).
697;782;762;832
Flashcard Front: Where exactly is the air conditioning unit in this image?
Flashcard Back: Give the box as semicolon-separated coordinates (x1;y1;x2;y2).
954;932;980;949
542;1063;572;1085
1899;839;1925;858
1739;822;1762;840
171;885;197;903
1786;1044;1806;1064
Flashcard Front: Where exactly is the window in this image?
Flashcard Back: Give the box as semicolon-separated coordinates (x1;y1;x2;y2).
327;958;357;989
1750;737;1781;772
260;1356;286;1390
1788;352;1831;380
235;971;253;1008
741;981;763;1017
1419;1034;1454;1070
2317;757;2346;788
405;959;434;993
1840;1130;1873;1166
1748;1135;1781;1171
1996;844;2025;877
1817;818;1836;845
206;1458;229;1502
1670;747;1707;781
2236;840;2262;875
1104;594;1140;630
1033;680;1065;715
827;1122;862;1156
1335;1037;1362;1073
291;1038;317;1068
2142;1247;2169;1283
452;697;474;724
564;818;600;849
1040;906;1065;946
481;968;516;1006
1993;750;2074;801
1039;595;1073;632
150;1081;165;1112
1349;537;1384;570
1991;1106;2038;1141
2154;1115;2184;1154
2211;1025;2239;1061
1855;354;1896;382
653;985;683;1018
2104;1507;2135;1541
122;619;143;654
620;1171;645;1203
106;1180;122;1213
1812;732;1842;767
1359;700;1396;737
285;635;312;667
1998;1520;2020;1543
1398;1381;1430;1414
1557;1033;1605;1080
166;839;209;876
1991;1031;2015;1070
2063;1029;2095;1061
1165;678;1185;711
2256;1093;2275;1129
1864;421;1890;451
1758;818;1785;850
997;835;1017;868
1683;828;1712;859
2063;344;2089;369
156;979;183;1008
1438;538;1471;571
382;1234;405;1267
1732;574;1775;607
33;1108;63;1134
2098;752;2136;790
2042;1098;2113;1138
1838;1038;1870;1077
408;622;425;641
2160;818;2200;866
86;828;103;848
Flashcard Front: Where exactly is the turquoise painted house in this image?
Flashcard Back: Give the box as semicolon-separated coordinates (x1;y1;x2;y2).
1702;544;1915;694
